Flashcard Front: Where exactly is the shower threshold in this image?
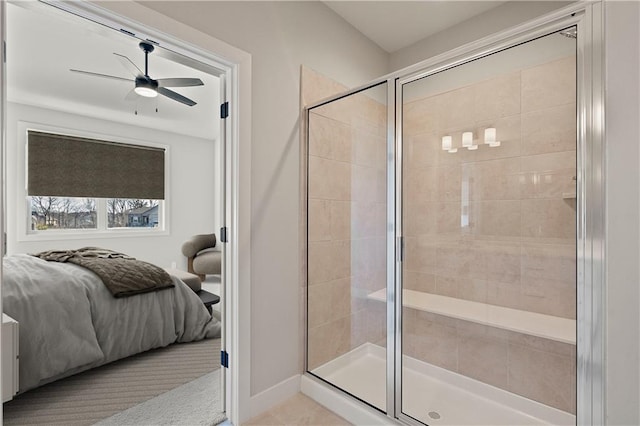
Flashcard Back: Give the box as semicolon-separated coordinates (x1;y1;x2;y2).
311;343;575;425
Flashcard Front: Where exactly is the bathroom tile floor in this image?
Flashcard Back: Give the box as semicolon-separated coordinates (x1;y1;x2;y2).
242;393;351;425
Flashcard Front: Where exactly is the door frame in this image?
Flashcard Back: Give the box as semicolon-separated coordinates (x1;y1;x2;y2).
302;2;604;425
0;1;253;424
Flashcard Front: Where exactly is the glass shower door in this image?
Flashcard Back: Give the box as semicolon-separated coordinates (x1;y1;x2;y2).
306;82;389;412
399;29;577;425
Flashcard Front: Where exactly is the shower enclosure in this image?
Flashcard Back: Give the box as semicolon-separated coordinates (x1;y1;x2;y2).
304;5;602;425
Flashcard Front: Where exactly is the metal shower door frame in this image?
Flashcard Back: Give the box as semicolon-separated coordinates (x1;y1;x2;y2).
302;2;603;425
391;3;603;424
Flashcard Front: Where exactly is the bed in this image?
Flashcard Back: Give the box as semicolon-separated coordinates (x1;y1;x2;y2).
2;253;221;393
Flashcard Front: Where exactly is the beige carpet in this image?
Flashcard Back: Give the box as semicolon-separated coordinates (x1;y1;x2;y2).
3;338;221;426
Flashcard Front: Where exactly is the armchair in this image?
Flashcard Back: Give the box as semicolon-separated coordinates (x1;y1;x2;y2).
181;233;222;281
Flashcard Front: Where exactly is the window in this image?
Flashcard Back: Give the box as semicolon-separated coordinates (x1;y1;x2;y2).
26;129;167;235
107;198;161;229
30;196;97;231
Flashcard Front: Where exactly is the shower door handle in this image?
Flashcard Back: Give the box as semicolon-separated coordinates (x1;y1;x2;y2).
396;236;404;262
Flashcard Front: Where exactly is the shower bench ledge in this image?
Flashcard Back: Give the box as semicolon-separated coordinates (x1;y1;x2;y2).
367;289;575;345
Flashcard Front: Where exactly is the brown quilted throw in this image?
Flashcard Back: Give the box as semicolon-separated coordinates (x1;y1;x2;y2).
32;247;174;298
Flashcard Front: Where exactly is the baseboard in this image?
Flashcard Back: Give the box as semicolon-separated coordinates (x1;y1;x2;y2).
249;374;301;418
300;374;392;425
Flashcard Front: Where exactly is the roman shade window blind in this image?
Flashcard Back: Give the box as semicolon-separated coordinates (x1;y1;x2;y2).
27;130;165;200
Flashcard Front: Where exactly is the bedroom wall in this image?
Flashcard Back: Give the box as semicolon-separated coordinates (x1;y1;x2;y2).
6;101;219;269
134;1;390;399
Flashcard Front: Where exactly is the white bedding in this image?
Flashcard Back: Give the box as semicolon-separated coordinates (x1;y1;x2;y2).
2;254;220;392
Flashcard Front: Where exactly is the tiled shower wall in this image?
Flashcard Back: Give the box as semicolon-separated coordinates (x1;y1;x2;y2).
303;67;387;371
402;56;577;413
403;56;577;319
304;53;577;414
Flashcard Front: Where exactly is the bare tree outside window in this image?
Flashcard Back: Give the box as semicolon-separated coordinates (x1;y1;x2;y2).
30;196;97;230
108;199;160;228
28;197;161;232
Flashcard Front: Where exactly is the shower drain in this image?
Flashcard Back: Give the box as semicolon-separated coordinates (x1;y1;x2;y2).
428;411;441;420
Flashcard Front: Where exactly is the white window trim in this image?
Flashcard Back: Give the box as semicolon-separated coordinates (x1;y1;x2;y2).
17;120;170;242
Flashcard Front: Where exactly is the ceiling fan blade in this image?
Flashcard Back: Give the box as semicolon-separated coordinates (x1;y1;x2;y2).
158;87;197;106
156;78;204;88
70;69;132;83
113;53;143;77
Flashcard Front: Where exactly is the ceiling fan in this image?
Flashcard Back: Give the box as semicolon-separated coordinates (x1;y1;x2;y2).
70;41;204;107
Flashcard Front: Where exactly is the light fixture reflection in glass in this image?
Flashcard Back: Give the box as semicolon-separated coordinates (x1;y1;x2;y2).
484;127;501;147
463;131;477;150
441;135;457;153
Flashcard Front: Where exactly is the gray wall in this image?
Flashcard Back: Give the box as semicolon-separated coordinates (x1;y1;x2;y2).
390;1;572;71
139;1;389;397
604;2;640;424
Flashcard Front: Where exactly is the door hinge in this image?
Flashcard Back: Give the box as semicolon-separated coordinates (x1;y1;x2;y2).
220;226;228;243
220;102;229;119
221;350;229;368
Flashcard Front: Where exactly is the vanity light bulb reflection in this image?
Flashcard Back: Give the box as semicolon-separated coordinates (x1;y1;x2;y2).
484;128;496;144
463;132;477;150
484;127;501;147
441;135;457;153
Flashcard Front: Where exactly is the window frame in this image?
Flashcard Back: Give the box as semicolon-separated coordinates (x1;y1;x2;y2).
18;121;170;241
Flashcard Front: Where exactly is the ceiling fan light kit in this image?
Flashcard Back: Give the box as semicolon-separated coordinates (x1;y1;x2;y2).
70;41;204;107
134;77;159;98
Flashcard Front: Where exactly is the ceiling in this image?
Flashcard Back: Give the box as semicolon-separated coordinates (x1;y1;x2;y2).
6;1;506;137
324;1;506;53
7;2;220;141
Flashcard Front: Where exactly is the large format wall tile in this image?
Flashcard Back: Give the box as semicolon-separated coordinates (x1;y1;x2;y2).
306;69;388;401
308;155;351;200
405;133;441;168
404;310;458;371
308;199;331;242
307;240;351;284
439;86;476;130
474;72;521;122
404;201;437;237
307;316;351;370
398;55;577;413
521;103;576;156
473;200;522;238
401;311;577;414
469;157;522;201
307;278;351;328
308;113;352;162
521;56;576;113
306;53;577;413
521;198;575;241
457;322;509;389
508;343;576;413
403;97;439;137
521;150;576;199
